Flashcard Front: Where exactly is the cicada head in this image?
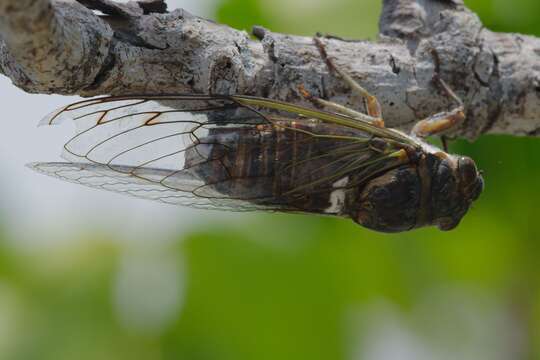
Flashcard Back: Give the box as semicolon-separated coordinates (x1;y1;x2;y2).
351;154;483;232
431;155;484;230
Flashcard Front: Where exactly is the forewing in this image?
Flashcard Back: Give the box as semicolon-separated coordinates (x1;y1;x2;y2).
36;95;293;211
42;96;257;168
32;95;406;212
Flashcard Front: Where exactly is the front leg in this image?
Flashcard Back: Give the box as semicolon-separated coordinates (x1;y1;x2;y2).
411;48;466;138
298;85;383;126
411;107;465;138
313;36;385;127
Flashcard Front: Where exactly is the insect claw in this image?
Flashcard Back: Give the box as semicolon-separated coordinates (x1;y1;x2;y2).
429;47;442;76
313;36;335;72
428;47;464;108
297;84;313;100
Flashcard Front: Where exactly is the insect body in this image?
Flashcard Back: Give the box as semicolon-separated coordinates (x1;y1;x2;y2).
29;40;483;232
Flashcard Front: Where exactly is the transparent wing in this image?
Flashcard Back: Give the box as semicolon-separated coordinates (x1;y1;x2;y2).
28;162;277;211
40;95;257;169
32;95;407;212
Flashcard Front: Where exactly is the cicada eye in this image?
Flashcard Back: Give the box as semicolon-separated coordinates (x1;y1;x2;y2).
469;174;484;201
457;157;479;185
457;156;484;203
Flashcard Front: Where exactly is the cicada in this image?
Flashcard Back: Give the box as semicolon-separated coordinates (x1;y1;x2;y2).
29;39;483;232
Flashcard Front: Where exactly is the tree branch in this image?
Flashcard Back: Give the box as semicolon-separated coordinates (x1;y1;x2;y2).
0;0;539;138
0;0;113;92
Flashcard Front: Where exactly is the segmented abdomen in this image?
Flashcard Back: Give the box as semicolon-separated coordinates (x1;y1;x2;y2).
184;118;368;214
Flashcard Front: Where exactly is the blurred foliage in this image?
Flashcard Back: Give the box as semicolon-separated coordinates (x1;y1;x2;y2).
1;0;540;359
216;0;269;33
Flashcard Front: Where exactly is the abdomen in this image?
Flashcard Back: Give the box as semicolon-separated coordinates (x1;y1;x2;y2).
184;118;365;214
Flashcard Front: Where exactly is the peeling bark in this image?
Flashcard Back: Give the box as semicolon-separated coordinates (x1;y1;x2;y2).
0;0;539;139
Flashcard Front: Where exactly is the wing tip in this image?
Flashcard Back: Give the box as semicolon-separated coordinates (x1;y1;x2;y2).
38;108;66;127
26;162;43;171
26;161;84;173
26;162;58;178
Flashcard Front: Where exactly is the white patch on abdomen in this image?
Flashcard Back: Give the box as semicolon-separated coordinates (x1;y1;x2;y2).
324;176;349;214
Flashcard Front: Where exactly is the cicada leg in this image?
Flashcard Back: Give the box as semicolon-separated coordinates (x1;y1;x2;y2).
441;135;449;152
312;36;385;128
298;85;380;124
410;107;465;138
410;49;465;139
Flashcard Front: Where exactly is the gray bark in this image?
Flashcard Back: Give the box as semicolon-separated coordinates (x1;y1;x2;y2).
0;0;539;139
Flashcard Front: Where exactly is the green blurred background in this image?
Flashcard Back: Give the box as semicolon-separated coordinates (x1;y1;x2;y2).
1;0;540;359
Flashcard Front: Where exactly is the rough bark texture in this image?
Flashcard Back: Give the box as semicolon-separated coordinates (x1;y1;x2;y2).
0;0;539;139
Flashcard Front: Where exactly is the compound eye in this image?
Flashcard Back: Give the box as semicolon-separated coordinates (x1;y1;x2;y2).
457;157;478;185
457;156;484;203
470;175;484;201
